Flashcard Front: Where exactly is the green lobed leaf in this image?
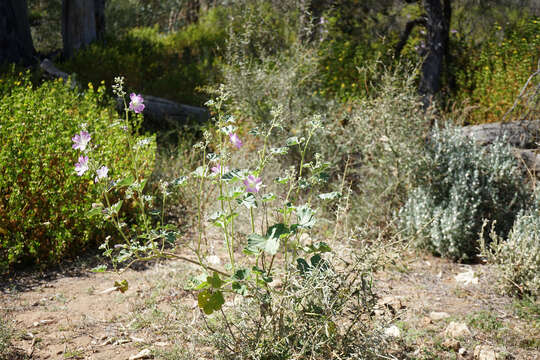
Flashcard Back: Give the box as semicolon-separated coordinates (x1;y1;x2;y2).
296;204;316;229
198;289;225;315
207;272;224;289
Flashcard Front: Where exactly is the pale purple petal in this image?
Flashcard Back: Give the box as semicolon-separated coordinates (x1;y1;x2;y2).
229;133;243;149
211;164;229;175
95;165;109;182
243;175;262;193
129;93;145;114
72;130;91;151
75;155;89;176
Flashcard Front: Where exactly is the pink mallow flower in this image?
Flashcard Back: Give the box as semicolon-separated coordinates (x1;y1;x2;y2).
72;130;91;151
95;165;109;183
211;164;229;175
75;155;89;176
129;93;145;114
229;133;243;149
243;175;262;193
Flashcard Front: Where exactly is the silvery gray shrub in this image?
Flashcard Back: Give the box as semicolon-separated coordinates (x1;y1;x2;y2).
483;205;540;297
399;127;530;261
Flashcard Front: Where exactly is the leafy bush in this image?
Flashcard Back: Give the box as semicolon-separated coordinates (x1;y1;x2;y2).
482;207;540;298
0;73;155;271
314;67;431;239
451;17;540;124
61;8;227;106
399;127;530;261
205;255;389;359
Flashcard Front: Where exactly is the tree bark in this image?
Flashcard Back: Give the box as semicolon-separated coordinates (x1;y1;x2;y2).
95;0;105;40
62;0;105;58
461;120;540;148
118;95;209;131
419;0;451;107
0;0;35;65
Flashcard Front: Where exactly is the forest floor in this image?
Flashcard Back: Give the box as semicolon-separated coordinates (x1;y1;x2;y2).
1;246;539;360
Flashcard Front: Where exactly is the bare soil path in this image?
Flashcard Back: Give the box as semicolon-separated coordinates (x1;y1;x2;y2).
1;250;538;359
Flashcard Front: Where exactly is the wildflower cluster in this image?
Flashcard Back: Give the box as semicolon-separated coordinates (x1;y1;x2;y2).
71;78;162;269
71;130;109;183
175;88;335;321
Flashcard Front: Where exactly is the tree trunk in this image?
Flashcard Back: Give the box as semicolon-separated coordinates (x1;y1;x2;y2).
62;0;105;58
0;0;35;65
419;0;451;107
95;0;105;40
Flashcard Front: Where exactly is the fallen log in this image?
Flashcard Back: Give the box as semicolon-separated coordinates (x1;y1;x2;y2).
40;58;209;128
512;148;540;174
137;95;209;129
40;58;79;88
461;120;540;148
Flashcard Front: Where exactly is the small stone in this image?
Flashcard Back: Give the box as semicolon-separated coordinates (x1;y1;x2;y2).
384;325;401;338
129;348;152;360
444;321;471;338
421;316;433;326
442;338;460;351
378;296;405;314
459;347;467;356
473;345;498;360
455;269;479;286
430;311;451;321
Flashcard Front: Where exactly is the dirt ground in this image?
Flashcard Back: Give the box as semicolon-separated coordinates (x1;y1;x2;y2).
1;249;538;359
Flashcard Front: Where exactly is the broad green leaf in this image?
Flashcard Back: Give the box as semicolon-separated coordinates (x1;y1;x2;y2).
232;282;248;295
238;192;258;209
266;223;290;239
110;200;123;214
286;136;301;146
296;258;310;275
247;233;279;255
90;265;106;273
86;207;103;217
296;204;316;229
310;254;329;271
114;279;129;293
305;242;332;254
318;192;342;200
198;289;225;315
116;176;135;187
233;268;249;280
262;193;276;202
207;272;224;289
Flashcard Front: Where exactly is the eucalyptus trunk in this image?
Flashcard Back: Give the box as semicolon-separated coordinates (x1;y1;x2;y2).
0;0;35;65
62;0;105;58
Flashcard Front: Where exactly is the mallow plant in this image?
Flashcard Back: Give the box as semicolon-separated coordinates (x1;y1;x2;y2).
71;76;178;272
182;85;337;313
77;80;385;357
176;86;387;358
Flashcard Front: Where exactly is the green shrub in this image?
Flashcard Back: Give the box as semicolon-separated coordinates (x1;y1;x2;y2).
313;67;431;240
482;207;540;298
61;9;227;106
0;317;11;357
451;17;540;124
0;73;156;271
399;127;530;261
201;253;389;360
